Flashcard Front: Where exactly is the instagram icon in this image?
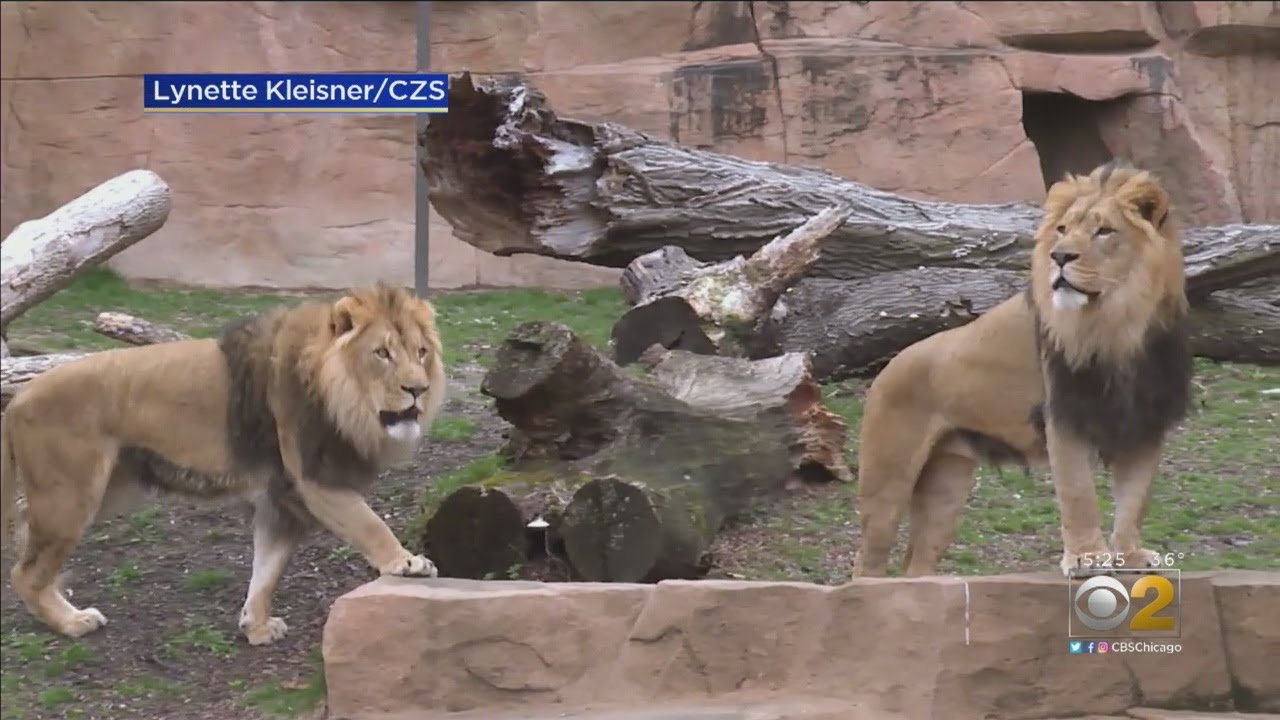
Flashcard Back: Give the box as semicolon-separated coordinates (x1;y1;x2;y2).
1097;642;1111;654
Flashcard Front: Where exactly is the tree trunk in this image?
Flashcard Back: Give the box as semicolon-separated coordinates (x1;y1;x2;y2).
611;204;852;365
420;73;1279;293
414;321;852;583
756;271;1280;381
1;352;88;409
1187;283;1280;366
2;313;188;408
93;312;190;346
1;170;172;332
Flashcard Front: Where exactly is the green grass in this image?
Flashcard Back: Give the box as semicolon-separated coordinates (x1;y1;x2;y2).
241;648;327;718
429;416;478;442
6;267;627;370
184;568;233;592
163;619;237;659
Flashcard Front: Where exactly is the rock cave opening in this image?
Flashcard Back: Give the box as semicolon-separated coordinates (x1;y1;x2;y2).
1020;91;1122;190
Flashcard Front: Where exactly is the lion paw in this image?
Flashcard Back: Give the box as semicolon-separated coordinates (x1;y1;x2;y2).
1116;547;1161;570
242;616;289;646
1059;546;1111;577
380;552;438;578
60;607;108;638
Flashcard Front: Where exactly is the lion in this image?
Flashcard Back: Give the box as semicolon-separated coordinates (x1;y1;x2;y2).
1;282;447;644
851;160;1193;578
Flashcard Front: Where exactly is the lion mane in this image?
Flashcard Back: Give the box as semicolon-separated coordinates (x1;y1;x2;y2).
2;283;446;644
851;160;1193;578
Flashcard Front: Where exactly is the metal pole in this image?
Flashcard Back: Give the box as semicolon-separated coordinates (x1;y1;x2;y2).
414;1;432;297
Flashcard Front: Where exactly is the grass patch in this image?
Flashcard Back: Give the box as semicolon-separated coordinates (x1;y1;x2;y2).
163;619;237;659
184;568;233;592
126;505;166;544
106;562;145;597
242;648;327;718
429;416;478;442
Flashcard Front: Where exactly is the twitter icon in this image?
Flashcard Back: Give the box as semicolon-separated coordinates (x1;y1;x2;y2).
1069;641;1083;654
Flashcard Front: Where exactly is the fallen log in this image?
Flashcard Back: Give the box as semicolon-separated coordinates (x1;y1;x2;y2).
611;204;852;364
420;73;1279;293
1;170;172;332
412;321;851;582
753;271;1280;380
94;312;190;346
1187;284;1280;366
1;352;89;409
618;227;1280;378
2;313;189;408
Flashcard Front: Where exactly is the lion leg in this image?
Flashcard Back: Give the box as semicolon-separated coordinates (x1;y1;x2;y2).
8;430;114;638
238;503;305;646
1045;421;1108;575
1108;443;1163;568
853;415;939;578
902;453;979;577
292;480;437;578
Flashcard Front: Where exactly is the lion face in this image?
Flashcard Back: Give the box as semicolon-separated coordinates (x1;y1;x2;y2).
316;284;447;454
1032;162;1178;313
1029;161;1188;366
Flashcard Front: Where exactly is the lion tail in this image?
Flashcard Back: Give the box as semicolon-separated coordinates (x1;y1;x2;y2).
0;413;19;555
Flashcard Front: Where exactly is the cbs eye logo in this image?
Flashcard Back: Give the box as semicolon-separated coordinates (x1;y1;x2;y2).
1073;575;1178;633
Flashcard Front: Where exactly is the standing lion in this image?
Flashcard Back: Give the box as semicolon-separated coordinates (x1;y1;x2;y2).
1;283;446;645
851;160;1193;578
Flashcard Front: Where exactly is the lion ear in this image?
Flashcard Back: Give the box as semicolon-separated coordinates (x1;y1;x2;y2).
1117;173;1171;229
1043;174;1080;217
330;296;361;337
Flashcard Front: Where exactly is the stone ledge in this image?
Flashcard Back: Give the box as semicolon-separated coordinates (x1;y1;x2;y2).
321;571;1278;720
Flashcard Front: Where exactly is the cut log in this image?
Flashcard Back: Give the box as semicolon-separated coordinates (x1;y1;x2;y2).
414;466;583;581
1;170;172;332
1;352;89;409
93;312;190;346
414;321;851;583
420;73;1279;294
611;204;852;364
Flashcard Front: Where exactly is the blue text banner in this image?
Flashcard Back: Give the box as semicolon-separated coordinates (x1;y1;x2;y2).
143;73;450;114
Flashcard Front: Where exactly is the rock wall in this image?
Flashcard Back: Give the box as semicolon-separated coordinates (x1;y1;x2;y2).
322;572;1279;719
2;2;1276;292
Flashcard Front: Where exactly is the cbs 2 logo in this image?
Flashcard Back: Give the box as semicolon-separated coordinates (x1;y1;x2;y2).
1073;575;1177;632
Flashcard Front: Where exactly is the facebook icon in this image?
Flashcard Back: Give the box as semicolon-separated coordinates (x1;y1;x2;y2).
1086;642;1097;654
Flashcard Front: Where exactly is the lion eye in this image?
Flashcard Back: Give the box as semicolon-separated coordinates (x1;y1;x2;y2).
1056;225;1067;234
1095;226;1115;237
374;347;391;360
417;346;428;359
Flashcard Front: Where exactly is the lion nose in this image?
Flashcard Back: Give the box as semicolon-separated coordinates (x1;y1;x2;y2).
1050;250;1080;267
402;384;426;399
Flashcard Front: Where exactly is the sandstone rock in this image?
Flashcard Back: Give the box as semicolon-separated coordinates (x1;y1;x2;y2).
766;39;1044;203
1211;570;1280;712
1096;94;1244;226
752;1;996;49
432;1;698;73
1002;50;1176;100
1154;1;1280;56
959;1;1161;52
3;1;1278;295
321;571;1277;720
